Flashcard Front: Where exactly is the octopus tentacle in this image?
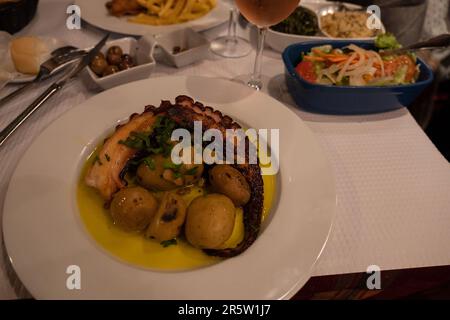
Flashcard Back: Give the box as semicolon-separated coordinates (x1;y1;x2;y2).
85;95;264;257
85;110;157;200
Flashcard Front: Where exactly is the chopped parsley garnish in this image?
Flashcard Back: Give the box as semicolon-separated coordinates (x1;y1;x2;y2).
160;239;177;248
142;157;155;170
173;171;182;179
185;167;198;176
119;130;152;150
148;146;164;154
163;161;182;170
118;116;177;157
117;116;183;178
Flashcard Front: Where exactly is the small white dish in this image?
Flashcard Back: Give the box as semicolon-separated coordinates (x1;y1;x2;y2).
266;1;385;53
149;28;210;68
317;3;385;40
86;37;156;90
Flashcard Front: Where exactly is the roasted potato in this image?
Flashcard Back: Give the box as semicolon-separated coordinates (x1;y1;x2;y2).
137;154;204;191
146;192;187;242
110;186;158;232
209;165;251;206
185;194;236;249
136;154;178;191
180;162;204;185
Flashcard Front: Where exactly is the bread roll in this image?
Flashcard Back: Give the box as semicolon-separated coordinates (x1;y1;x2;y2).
10;36;49;75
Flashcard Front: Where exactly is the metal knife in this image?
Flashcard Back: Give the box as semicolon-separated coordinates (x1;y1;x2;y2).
0;34;109;148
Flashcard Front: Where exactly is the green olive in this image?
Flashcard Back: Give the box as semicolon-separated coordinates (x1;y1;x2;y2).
185;194;236;249
107;46;123;65
107;54;122;66
146;192;187;242
107;45;123;57
110;186;158;232
90;55;108;76
209;165;251;206
118;61;133;71
121;54;134;64
102;65;119;77
95;52;105;60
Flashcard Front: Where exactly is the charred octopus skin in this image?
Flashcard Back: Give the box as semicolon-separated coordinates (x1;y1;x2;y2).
85;95;264;258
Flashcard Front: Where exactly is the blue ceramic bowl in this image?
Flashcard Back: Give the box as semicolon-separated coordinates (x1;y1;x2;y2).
282;40;434;114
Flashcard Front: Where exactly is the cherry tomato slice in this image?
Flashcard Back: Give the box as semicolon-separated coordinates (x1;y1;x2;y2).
296;61;317;83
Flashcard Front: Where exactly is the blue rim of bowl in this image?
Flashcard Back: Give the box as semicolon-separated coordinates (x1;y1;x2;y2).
282;40;434;90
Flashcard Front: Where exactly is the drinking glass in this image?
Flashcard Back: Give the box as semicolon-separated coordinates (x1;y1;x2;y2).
235;0;300;90
210;0;252;58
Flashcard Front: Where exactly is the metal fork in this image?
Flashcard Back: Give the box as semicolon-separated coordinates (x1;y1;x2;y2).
0;48;86;108
380;34;450;56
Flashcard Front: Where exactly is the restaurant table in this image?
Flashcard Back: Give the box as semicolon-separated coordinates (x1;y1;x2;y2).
1;0;450;300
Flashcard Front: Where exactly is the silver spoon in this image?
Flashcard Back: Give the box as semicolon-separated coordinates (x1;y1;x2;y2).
380;34;450;56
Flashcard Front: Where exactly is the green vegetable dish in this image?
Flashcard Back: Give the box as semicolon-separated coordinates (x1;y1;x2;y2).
271;6;318;36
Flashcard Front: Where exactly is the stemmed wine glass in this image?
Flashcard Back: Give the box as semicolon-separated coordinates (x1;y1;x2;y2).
210;0;252;58
235;0;300;90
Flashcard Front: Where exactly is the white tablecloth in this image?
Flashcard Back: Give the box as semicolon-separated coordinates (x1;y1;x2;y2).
1;0;450;299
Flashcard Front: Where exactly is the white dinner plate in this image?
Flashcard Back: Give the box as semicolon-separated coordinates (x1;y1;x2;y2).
75;0;229;36
3;76;335;299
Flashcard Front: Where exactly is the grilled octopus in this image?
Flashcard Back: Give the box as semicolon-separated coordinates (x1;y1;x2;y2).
85;96;264;258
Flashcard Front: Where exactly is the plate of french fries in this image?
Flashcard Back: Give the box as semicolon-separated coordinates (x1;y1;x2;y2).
76;0;229;36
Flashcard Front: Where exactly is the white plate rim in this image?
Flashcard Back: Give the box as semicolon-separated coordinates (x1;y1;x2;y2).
2;76;336;299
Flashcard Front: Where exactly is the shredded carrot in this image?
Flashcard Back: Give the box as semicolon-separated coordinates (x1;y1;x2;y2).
312;48;327;57
323;54;347;59
303;55;326;62
327;56;349;63
310;50;351;63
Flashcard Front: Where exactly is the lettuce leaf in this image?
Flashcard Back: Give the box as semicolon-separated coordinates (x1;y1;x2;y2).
375;33;402;50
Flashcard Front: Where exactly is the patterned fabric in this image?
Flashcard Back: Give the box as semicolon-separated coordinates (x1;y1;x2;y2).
422;0;450;77
422;0;449;39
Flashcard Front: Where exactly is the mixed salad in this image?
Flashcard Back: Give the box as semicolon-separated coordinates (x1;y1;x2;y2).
295;34;420;86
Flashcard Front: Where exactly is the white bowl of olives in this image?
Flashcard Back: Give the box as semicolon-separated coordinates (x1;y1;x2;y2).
86;37;156;90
